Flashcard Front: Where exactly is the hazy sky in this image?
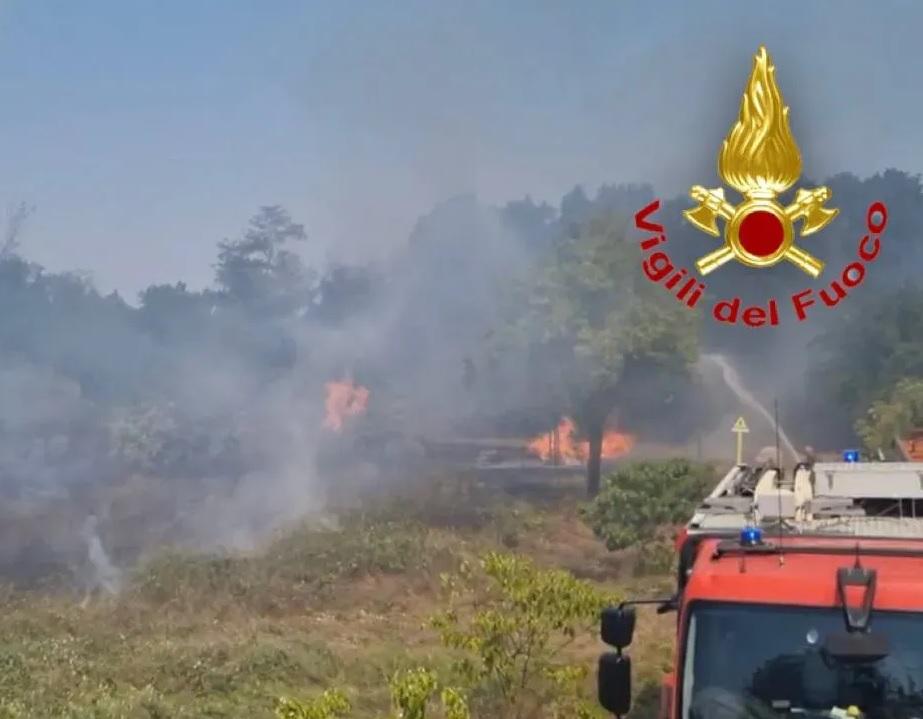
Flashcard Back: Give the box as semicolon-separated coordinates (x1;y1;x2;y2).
0;0;919;298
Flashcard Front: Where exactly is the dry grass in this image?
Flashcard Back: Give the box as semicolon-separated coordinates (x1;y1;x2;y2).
0;473;677;718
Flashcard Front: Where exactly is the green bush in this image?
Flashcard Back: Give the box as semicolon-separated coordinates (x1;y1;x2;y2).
388;667;470;719
389;667;438;719
431;552;617;718
275;670;470;719
856;376;923;454
634;536;676;577
582;459;715;550
275;689;351;719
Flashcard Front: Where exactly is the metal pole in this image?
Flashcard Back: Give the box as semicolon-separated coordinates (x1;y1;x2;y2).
774;399;781;471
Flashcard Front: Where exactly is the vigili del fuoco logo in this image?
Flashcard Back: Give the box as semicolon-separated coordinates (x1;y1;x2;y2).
634;46;888;327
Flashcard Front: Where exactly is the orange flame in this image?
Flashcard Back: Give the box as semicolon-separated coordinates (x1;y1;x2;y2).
527;417;634;465
323;379;369;432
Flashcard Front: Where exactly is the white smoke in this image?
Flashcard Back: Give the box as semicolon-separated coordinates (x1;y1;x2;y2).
82;515;121;595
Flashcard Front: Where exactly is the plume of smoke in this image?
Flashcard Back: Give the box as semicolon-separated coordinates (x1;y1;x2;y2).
82;515;121;595
0;173;878;587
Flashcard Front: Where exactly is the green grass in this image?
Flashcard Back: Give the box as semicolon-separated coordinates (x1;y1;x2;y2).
0;475;677;718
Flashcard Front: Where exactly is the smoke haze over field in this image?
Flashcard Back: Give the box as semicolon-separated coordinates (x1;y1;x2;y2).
0;2;920;587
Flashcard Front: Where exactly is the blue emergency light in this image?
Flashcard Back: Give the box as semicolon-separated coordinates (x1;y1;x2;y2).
740;525;763;546
843;449;860;463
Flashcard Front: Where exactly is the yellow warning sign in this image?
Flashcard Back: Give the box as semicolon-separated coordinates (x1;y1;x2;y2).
732;416;749;433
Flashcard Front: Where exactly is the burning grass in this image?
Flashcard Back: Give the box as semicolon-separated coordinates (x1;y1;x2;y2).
0;472;675;719
323;379;370;432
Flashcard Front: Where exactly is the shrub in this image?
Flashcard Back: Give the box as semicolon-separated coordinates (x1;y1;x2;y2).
856;377;923;454
389;667;470;719
582;459;715;550
274;688;351;719
274;671;471;719
634;535;676;577
390;667;438;719
431;552;617;718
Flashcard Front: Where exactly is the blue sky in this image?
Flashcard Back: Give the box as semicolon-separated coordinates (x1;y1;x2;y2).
0;0;920;298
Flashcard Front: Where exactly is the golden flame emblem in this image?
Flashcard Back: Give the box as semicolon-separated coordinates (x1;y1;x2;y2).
685;46;838;277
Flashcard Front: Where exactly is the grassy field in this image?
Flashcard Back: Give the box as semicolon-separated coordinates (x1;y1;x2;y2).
0;472;676;718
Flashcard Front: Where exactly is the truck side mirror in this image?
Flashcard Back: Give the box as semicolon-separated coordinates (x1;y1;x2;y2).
602;605;636;649
598;652;631;716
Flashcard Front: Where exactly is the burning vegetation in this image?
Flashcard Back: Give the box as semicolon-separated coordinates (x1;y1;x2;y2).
323;379;370;432
527;417;634;465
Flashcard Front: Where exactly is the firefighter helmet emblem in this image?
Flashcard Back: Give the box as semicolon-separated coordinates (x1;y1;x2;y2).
685;46;838;278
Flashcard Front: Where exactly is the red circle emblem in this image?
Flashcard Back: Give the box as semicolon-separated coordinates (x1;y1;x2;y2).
738;210;785;257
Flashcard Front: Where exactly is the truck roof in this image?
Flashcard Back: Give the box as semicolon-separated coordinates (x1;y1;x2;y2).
688;461;923;541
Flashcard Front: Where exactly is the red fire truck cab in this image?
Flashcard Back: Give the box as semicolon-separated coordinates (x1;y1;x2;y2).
598;459;923;719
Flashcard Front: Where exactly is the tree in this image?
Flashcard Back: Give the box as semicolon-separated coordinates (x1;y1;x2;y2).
810;284;923;433
502;212;699;496
214;206;315;316
856;378;923;455
652;169;923;448
0;201;35;258
582;459;716;550
137;282;218;346
311;263;378;325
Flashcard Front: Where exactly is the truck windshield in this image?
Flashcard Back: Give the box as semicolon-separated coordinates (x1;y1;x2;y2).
682;602;923;719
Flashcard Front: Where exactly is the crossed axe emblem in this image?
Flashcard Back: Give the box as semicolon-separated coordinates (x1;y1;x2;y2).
685;185;838;278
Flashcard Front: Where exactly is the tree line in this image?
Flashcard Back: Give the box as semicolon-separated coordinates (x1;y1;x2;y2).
0;170;921;504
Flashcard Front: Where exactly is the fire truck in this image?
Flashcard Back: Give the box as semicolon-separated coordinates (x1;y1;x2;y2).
597;455;923;719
